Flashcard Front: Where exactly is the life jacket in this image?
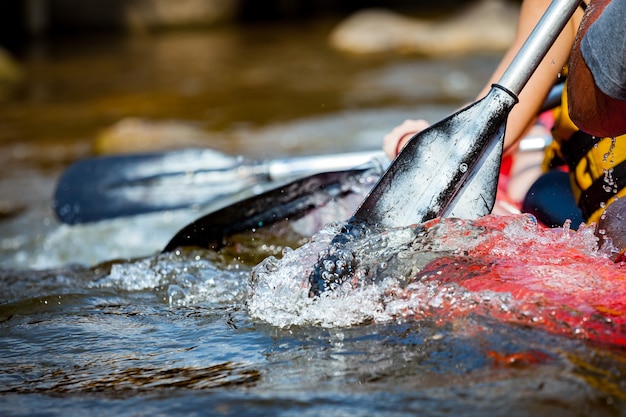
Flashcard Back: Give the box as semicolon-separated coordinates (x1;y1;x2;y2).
544;78;626;224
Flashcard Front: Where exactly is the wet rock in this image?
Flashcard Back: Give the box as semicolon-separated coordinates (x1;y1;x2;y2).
329;0;519;56
94;117;219;154
0;47;23;101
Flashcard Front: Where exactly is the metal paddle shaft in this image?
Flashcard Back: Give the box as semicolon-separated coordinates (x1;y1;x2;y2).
353;0;582;228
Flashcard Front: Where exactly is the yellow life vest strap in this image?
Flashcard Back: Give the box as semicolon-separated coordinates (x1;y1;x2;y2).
558;130;601;172
579;157;626;220
547;77;626;224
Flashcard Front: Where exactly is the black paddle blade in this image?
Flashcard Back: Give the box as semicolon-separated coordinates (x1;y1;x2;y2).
53;149;240;224
353;85;518;228
162;167;381;253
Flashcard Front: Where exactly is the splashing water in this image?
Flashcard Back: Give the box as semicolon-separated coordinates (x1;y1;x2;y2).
92;250;250;308
248;214;626;346
247;222;402;328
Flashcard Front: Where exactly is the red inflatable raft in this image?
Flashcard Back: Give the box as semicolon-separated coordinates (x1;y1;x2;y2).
394;215;626;347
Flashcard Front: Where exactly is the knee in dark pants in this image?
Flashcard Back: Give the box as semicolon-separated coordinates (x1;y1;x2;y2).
598;198;626;256
522;171;584;229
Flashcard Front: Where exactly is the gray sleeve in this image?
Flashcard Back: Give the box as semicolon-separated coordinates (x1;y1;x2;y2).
580;0;626;100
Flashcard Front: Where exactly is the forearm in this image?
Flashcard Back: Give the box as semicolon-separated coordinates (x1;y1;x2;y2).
479;0;582;154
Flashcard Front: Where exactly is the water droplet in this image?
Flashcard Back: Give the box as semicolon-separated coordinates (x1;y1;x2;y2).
168;284;188;306
561;219;572;237
459;163;468;173
524;214;538;225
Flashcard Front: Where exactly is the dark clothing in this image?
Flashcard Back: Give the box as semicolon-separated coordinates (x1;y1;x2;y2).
581;0;626;100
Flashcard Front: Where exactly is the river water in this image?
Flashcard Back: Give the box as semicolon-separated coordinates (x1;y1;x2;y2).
1;15;625;417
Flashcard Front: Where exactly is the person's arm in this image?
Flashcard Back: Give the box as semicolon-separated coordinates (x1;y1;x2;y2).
383;0;583;159
479;0;581;153
568;0;626;137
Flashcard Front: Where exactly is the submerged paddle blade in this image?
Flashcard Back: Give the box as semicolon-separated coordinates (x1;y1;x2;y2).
353;85;517;228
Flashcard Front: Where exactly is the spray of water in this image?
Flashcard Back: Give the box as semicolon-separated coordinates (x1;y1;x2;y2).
247;214;615;336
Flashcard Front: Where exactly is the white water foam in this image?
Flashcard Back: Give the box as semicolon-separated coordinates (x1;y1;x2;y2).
92;251;249;307
246;215;608;329
1;209;206;270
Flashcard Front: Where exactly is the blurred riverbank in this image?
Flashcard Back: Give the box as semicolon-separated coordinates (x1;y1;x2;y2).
0;0;484;44
0;1;512;267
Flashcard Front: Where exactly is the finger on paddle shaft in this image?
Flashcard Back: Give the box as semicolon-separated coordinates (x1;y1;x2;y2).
54;148;386;225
